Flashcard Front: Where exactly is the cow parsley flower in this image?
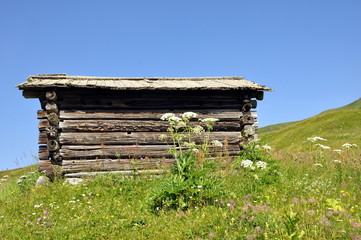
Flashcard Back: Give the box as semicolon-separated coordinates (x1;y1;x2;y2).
168;116;182;123
316;143;330;149
181;112;198;119
192;125;204;134
211;140;223;147
240;160;255;170
307;136;327;142
262;145;272;150
256;161;267;169
160;113;175;121
342;143;353;148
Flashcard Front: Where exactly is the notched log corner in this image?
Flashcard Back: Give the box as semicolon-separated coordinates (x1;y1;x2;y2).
240;115;254;126
46;126;58;138
47;140;60;152
46;91;58;101
47;113;60;126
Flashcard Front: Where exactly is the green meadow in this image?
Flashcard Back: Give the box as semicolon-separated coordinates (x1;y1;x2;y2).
0;102;360;239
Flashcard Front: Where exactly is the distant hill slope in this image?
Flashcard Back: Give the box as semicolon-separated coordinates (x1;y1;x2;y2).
260;109;361;151
258;99;361;134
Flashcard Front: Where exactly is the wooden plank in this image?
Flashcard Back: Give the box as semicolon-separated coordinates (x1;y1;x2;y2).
39;131;242;145
62;158;176;173
38;119;241;132
39;160;52;172
39;146;49;160
58;144;240;159
37;109;258;120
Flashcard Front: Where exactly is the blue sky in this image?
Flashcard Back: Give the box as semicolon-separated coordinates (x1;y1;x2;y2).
1;0;360;170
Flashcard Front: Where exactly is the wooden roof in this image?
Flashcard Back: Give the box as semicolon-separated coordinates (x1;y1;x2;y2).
17;74;273;91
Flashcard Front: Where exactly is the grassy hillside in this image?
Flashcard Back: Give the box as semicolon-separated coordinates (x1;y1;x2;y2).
322;98;361;113
259;99;361;134
257;121;299;134
260;109;361;151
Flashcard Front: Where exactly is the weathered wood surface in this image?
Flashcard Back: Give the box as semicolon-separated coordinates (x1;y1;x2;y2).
62;158;176;172
38;131;242;145
45;91;58;101
45;126;58;138
242;125;256;136
38;119;241;132
45;102;58;113
41;98;257;110
37;109;258;120
240;115;254;125
60;144;240;159
47;140;60;151
47;113;59;126
39;160;52;172
39;142;240;160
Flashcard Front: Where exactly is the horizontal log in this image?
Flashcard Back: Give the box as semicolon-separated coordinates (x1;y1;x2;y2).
58;144;240;159
39;160;52;172
37;109;258;120
39;119;240;132
62;158;176;173
39;146;49;160
39;131;242;145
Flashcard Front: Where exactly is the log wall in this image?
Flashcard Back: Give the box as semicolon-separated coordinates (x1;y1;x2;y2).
37;89;260;174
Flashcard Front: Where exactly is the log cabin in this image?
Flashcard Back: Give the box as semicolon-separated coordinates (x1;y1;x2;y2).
17;74;273;177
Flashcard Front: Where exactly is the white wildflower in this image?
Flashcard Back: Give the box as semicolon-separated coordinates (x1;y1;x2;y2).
168;116;182;123
183;142;196;148
314;163;323;167
181;112;198;119
352;143;358;147
2;175;9;178
192;125;204;134
34;204;43;209
307;136;327;142
197;185;203;188
333;149;342;153
176;121;186;128
68;201;76;203
200;118;219;123
342;143;352;148
17;180;22;184
256;161;267;169
160;113;175;121
262;145;272;150
211;140;223;147
315;143;330;149
20;175;28;179
240;160;255;170
333;160;341;163
158;134;167;141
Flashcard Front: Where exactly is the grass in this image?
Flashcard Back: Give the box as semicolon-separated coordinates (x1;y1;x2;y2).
1;143;360;239
259;99;361;134
260;110;361;151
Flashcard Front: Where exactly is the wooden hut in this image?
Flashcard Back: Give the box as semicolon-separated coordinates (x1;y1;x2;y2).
17;74;272;177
